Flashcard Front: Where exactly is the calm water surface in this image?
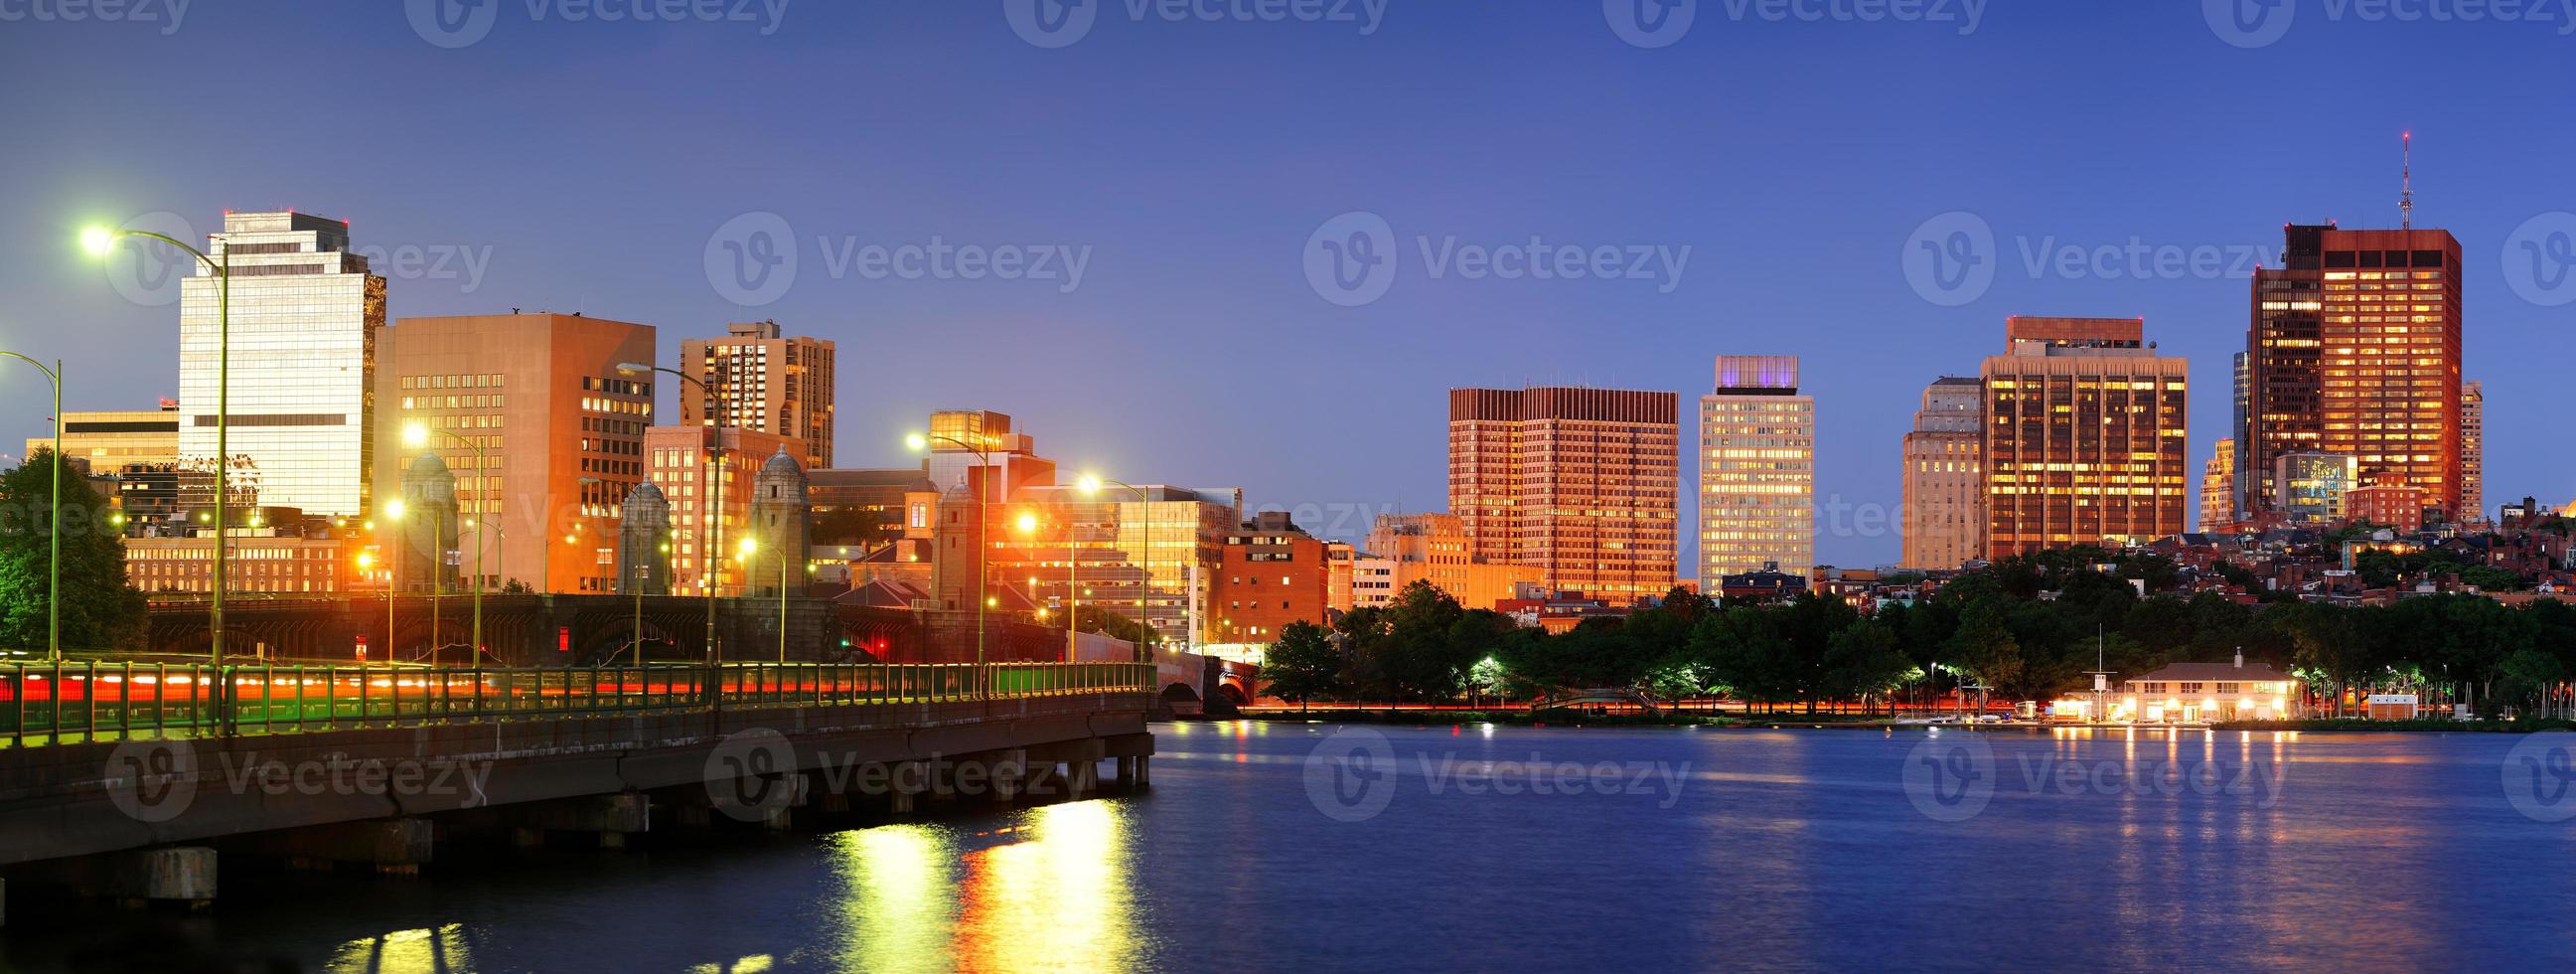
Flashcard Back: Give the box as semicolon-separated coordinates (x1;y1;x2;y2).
11;723;2576;972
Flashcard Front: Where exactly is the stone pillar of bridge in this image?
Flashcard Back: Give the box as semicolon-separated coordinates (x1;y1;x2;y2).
618;481;674;597
746;447;812;595
397;452;460;594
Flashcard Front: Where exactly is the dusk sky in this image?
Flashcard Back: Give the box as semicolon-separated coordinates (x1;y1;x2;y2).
3;1;2570;568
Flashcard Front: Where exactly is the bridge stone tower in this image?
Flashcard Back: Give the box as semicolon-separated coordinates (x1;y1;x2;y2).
397;452;459;593
617;481;673;595
746;447;812;594
932;482;985;613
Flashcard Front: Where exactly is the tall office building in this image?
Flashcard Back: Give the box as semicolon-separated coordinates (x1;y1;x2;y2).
179;212;385;518
1900;377;1984;570
1698;356;1814;586
1449;386;1679;604
28;402;180;473
682;321;836;469
378;313;658;593
647;425;793;597
2247;223;2463;519
2462;380;2485;523
2200;439;2235;532
2230;351;2251;521
921;409;1056;504
1981;317;2189;559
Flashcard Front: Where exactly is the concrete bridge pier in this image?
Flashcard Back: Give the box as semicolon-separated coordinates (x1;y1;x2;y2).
249;819;434;875
514;793;652;850
19;847;218;911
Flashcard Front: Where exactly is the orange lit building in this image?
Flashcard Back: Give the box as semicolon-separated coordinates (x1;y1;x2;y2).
1448;386;1679;604
682;320;835;469
2247;224;2463;519
1208;513;1330;643
2346;470;2429;532
1367;512;1542;610
1981;317;2190;560
1900;377;1984;570
126;508;355;594
645;424;794;597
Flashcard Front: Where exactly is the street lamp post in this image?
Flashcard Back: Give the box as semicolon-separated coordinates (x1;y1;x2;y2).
618;363;723;665
83;225;229;665
0;351;64;661
909;433;992;680
404;423;488;661
1086;476;1155;664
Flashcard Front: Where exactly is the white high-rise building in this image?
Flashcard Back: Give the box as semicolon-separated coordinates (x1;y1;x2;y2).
1699;355;1814;588
179;212;385;519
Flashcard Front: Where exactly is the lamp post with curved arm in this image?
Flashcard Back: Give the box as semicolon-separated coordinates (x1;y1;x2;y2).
0;352;63;661
82;225;229;665
909;432;991;678
619;362;725;664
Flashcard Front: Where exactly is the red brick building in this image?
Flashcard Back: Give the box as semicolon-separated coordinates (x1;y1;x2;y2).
1209;512;1329;644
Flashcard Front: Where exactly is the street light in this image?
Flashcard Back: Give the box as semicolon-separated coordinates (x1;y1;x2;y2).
909;431;993;682
1085;475;1157;664
620;361;724;665
404;422;487;660
0;350;65;661
84;222;230;665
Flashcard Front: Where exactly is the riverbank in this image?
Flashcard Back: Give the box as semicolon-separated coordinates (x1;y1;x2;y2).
2210;717;2576;732
1236;709;1922;729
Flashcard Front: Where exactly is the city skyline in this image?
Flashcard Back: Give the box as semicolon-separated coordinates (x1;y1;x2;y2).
7;4;2572;570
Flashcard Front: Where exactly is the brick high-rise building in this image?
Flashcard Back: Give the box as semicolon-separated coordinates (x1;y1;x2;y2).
2246;224;2463;519
1448;387;1678;604
1981;317;2189;559
378;312;658;594
1699;356;1814;587
1208;512;1330;644
682;321;835;469
1900;377;1984;570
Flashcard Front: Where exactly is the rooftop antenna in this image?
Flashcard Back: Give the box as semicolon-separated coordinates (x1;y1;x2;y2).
2399;131;2414;231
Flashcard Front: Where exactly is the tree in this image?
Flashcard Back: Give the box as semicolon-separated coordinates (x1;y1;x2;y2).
1822;620;1917;714
1945;597;2023;706
1262;621;1341;709
0;451;144;652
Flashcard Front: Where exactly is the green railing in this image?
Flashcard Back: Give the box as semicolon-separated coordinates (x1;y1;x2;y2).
0;660;1157;747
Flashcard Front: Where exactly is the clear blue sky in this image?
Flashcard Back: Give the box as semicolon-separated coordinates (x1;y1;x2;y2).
2;1;2569;568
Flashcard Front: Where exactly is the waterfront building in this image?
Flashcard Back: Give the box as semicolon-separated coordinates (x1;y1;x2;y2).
682;320;835;469
2247;224;2464;519
179;212;386;519
1980;317;2190;560
1900;376;1984;570
378;312;657;594
1449;386;1679;604
1347;555;1397;611
2113;654;2300;724
1367;512;1542;610
988;483;1242;648
1699;356;1815;587
1208;512;1331;644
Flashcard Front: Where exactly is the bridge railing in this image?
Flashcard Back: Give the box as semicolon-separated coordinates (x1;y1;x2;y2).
0;660;1157;747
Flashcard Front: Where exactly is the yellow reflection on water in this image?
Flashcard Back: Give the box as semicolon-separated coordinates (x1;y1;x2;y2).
958;801;1140;972
831;824;959;973
325;923;472;974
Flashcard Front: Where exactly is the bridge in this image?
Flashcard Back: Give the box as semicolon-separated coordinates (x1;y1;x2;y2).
0;659;1158;913
1528;688;1665;714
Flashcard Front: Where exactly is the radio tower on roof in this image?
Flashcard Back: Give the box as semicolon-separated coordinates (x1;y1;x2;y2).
2400;131;2415;230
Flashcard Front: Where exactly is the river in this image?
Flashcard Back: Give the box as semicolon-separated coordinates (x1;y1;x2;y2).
10;722;2576;972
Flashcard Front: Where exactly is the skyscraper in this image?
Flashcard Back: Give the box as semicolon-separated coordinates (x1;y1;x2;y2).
2231;351;2251;521
378;312;658;593
1981;317;2189;559
180;211;385;518
2462;380;2485;523
1699;356;1814;586
682;320;836;469
2247;224;2463;519
1900;377;1984;570
1449;386;1679;604
2201;438;2235;532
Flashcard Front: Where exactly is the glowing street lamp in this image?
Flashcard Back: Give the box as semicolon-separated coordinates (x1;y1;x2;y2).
0;350;65;661
84;222;231;664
